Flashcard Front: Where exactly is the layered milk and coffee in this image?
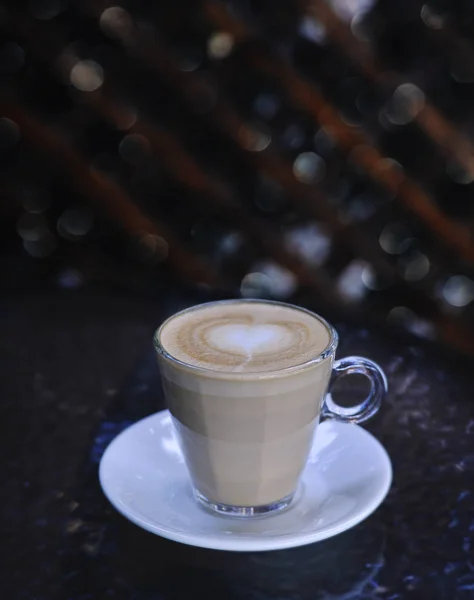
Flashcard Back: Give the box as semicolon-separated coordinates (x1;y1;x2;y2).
157;301;334;507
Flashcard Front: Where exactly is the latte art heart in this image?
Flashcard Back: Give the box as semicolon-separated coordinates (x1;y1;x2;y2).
207;324;293;356
159;302;331;373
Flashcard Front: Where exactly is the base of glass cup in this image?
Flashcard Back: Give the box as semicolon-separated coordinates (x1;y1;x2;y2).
195;490;295;518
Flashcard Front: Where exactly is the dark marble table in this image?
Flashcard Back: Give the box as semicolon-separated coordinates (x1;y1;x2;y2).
2;289;474;599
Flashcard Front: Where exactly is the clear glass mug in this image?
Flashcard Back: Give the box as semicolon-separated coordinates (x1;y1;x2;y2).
154;300;387;518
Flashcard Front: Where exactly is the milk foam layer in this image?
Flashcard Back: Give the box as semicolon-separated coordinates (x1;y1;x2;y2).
159;301;331;373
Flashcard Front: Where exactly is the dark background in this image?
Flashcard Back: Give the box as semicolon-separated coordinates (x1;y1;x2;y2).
3;1;474;598
4;0;474;355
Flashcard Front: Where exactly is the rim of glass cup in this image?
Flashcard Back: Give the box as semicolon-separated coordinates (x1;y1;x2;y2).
153;299;339;379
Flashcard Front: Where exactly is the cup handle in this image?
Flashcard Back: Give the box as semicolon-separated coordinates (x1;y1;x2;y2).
322;356;388;424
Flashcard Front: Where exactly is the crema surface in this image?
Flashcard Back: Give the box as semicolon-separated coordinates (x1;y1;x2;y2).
159;302;330;373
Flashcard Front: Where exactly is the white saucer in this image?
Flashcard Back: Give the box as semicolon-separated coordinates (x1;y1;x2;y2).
99;410;392;552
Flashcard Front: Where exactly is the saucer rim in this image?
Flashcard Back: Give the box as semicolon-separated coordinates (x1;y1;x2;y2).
99;411;392;552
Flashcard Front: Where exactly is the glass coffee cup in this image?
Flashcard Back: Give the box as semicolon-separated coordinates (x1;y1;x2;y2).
154;300;387;517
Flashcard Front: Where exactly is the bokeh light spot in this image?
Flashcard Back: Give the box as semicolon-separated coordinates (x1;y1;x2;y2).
314;128;336;155
23;232;56;257
345;193;376;222
446;160;474;185
57;267;84;289
420;4;445;29
119;134;151;164
17;213;48;241
135;233;169;263
351;12;371;41
241;262;297;299
57;207;94;238
254;94;280;120
373;158;404;191
285;222;331;266
298;16;326;44
239;124;271;152
219;232;243;256
442;275;474;307
70;60;104;92
385;83;425;125
281;124;306;150
207;32;234;59
241;272;273;298
174;43;203;72
99;7;133;40
399;250;430;282
293;152;325;184
330;0;375;21
337;260;369;302
379;223;413;254
115;107;138;131
361;265;387;291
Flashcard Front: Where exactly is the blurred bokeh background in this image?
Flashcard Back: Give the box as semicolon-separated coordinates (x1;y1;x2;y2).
3;0;474;355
